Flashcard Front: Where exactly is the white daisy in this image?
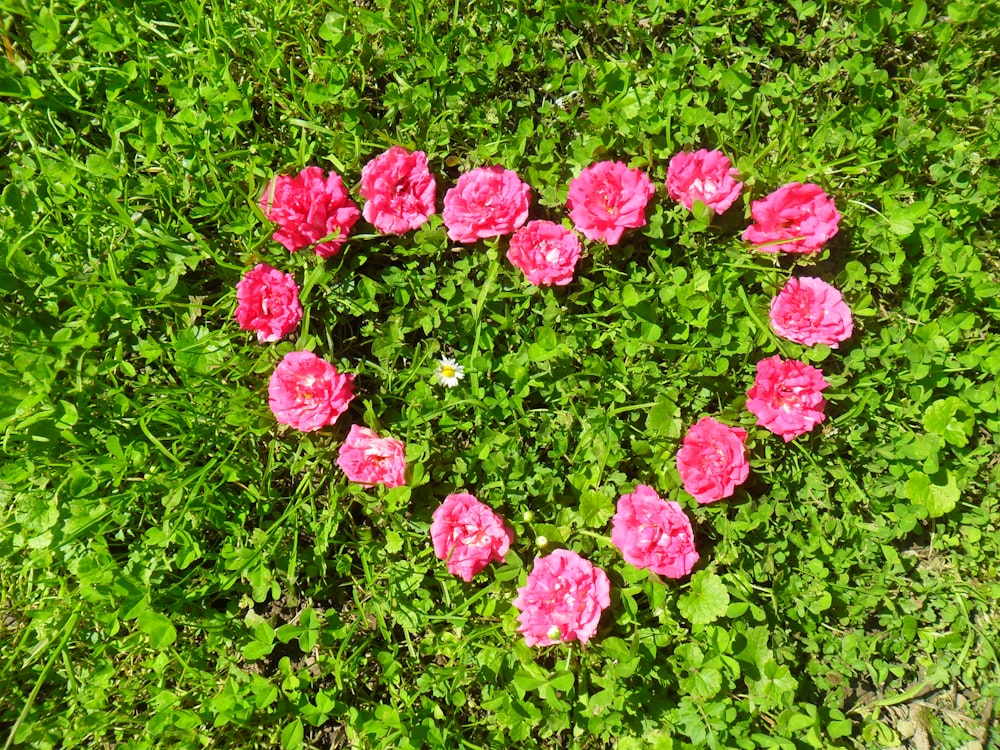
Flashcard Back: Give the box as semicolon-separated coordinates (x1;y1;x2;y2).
433;357;465;387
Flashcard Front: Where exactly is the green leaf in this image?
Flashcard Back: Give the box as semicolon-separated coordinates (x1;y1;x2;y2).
622;284;641;307
922;397;974;447
528;326;559;361
678;571;730;626
749;660;798;710
579;490;614;528
137;610;177;649
319;11;347;43
735;625;773;669
6;246;43;282
383;485;411;512
251;675;279;710
88;16;129;52
119;594;148;621
242;621;275;661
241;640;273;661
29;8;61;53
535;326;558;351
646;397;682;438
275;622;303;644
548;670;575;692
513;667;548;693
887;215;914;236
16;493;60;535
946;2;978;22
280;719;304;750
780;708;815;733
172;327;229;374
903;470;961;518
679;667;722;700
907;0;928;27
828;719;854;738
56;400;78;429
0;74;44;99
385;530;404;554
298;608;319;652
86;154;122;178
691;199;713;225
531;522;566;546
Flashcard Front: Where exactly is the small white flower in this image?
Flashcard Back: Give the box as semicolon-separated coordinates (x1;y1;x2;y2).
433;357;465;388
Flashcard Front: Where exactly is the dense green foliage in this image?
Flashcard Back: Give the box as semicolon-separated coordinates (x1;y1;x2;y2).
2;0;999;747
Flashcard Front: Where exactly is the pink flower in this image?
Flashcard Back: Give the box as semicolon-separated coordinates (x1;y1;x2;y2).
742;182;841;253
505;220;582;286
234;263;303;343
746;355;829;441
360;146;437;234
513;549;611;646
675;417;750;504
566;161;655;245
267;351;354;432
441;166;531;243
611;485;699;578
666;149;743;215
769;277;854;348
336;424;407;488
259;166;360;258
431;493;512;582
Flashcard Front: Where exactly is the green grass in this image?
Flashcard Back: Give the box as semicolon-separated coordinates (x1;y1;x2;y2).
2;0;1000;748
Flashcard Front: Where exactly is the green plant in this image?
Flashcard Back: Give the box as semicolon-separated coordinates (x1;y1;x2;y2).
2;0;999;748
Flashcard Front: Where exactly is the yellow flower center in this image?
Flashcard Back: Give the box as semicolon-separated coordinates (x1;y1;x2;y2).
441;365;456;378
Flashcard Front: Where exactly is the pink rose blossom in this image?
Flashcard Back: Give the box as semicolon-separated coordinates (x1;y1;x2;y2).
675;417;750;504
259;166;360;258
611;485;699;578
431;493;512;582
769;277;854;348
513;549;611;646
746;355;829;441
505;220;582;286
234;263;303;343
360;146;437;234
566;161;655;245
336;424;407;488
441;166;531;243
666;149;743;215
742;182;841;253
267;351;355;432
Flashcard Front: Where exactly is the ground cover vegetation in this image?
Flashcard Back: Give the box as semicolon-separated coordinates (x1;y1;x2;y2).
2;0;999;747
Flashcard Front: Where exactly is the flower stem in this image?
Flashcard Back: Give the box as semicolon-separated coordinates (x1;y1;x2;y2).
573;528;615;548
